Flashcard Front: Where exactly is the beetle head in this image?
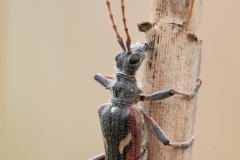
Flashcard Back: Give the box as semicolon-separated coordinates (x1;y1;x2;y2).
115;41;151;76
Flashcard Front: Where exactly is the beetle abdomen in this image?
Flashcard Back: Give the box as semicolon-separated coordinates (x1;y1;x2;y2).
98;105;142;160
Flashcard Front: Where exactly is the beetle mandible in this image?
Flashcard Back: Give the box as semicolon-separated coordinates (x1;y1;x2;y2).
90;0;201;159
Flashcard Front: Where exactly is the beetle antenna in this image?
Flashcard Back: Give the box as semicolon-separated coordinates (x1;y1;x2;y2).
121;0;131;54
106;0;126;51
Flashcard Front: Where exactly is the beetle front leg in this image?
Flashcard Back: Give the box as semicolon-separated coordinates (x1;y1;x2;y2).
174;79;202;99
94;73;114;88
140;111;194;149
140;89;175;101
89;153;105;160
140;79;202;101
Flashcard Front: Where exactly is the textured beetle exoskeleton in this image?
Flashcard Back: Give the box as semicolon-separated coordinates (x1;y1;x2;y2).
90;1;201;160
94;42;150;160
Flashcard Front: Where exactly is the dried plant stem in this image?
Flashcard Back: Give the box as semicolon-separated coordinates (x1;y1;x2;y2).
138;0;203;159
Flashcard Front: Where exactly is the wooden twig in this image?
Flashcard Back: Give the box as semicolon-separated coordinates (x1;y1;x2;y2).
138;0;203;159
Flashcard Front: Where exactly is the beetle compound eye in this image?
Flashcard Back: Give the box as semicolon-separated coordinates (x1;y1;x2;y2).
128;54;140;64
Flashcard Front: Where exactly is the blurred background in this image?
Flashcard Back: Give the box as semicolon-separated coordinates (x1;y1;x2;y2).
0;0;240;160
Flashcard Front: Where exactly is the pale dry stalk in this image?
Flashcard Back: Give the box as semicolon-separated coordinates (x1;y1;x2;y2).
138;0;203;159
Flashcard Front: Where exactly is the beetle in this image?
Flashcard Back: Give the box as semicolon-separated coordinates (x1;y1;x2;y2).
90;0;201;160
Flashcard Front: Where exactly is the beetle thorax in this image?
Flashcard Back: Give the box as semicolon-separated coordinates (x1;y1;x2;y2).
111;73;140;106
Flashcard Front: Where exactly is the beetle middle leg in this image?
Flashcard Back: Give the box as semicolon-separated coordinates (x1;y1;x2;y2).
139;149;147;160
140;110;194;148
89;153;105;160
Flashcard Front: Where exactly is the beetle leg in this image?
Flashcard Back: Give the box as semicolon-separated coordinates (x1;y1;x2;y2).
139;149;148;160
140;89;175;101
140;110;194;148
174;79;202;99
140;79;202;101
94;73;113;89
89;153;105;160
169;137;194;148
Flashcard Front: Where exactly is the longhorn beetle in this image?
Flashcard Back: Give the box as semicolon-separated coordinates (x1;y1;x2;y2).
90;0;201;160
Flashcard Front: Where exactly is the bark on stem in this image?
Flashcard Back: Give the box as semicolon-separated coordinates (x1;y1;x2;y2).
138;0;203;159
